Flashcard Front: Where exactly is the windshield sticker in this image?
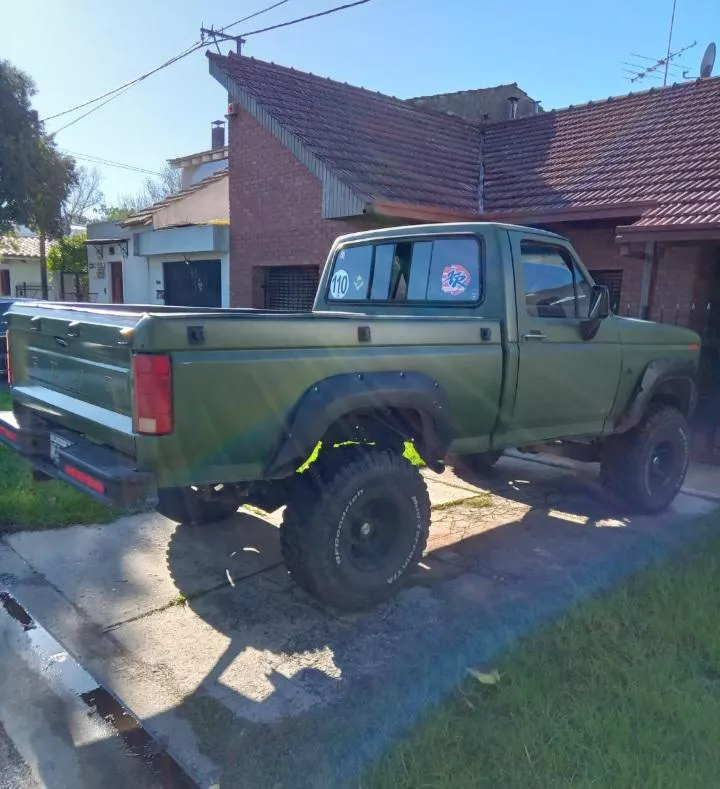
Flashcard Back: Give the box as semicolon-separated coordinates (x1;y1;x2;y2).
441;264;471;296
354;274;365;291
330;269;350;299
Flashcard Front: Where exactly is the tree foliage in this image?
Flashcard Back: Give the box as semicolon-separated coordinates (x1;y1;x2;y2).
0;59;76;237
47;233;87;274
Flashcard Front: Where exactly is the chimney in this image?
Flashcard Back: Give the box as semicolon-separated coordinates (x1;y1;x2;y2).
508;96;519;120
211;120;226;150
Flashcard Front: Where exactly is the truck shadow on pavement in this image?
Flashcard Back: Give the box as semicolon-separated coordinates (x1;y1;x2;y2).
155;455;715;787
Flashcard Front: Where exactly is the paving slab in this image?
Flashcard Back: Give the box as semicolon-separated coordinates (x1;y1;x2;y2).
1;454;718;789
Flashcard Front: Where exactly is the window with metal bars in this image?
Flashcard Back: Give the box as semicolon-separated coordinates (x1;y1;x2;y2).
264;266;320;311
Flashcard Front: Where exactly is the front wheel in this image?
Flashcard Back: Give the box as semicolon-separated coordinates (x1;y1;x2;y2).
601;404;689;513
280;448;431;611
157;487;239;526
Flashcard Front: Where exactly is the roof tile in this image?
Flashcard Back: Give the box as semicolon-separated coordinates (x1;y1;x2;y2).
211;51;720;233
209;53;481;213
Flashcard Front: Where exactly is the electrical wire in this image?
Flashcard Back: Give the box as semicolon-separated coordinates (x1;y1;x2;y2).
62;150;164;176
43;42;203;123
217;0;294;33
44;0;371;134
240;0;371;38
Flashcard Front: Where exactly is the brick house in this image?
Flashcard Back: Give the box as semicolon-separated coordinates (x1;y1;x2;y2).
209;53;720;459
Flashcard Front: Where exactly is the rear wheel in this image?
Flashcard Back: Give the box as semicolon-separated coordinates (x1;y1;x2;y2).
601;404;689;513
157;487;238;526
280;447;431;611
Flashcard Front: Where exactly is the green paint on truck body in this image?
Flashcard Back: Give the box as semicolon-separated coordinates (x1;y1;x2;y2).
2;223;700;494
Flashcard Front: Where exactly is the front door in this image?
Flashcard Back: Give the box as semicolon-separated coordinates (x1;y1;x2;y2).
505;233;622;444
163;260;221;307
110;261;124;303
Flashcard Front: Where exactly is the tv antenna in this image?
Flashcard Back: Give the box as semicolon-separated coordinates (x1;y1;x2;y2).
700;42;716;78
622;40;696;85
623;0;699;86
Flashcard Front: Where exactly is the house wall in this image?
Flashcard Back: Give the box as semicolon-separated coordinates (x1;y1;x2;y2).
228;107;369;307
0;258;42;297
153;178;229;230
86;242;125;302
0;257;60;299
558;225;709;330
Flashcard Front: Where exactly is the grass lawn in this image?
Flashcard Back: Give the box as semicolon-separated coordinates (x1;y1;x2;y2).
0;389;116;530
363;521;720;789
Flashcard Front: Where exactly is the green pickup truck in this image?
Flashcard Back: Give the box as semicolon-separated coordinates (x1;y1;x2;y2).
0;223;700;609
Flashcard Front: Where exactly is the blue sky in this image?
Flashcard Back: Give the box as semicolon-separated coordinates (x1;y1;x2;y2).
1;0;717;204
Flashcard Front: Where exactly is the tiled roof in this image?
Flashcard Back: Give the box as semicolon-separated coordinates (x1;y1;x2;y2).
0;235;44;258
209;52;481;213
121;167;229;227
210;51;720;234
482;77;720;232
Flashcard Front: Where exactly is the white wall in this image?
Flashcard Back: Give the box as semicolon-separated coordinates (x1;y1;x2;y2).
0;258;60;300
86;242;123;303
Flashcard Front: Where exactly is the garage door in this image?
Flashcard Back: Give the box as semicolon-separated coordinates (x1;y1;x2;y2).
163;260;221;307
265;266;319;311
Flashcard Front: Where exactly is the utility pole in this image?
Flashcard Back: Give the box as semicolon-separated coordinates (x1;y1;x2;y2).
39;234;48;300
200;27;245;54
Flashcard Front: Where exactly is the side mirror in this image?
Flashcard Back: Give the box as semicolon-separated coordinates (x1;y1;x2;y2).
581;285;610;341
588;285;610;320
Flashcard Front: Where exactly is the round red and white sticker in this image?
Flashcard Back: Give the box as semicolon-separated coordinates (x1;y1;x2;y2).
441;264;471;296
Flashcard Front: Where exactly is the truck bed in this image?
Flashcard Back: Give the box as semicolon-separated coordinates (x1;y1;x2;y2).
5;301;504;490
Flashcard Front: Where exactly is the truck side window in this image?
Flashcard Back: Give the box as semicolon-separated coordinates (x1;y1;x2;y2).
329;235;482;304
522;243;591;319
426;238;481;302
329;244;373;300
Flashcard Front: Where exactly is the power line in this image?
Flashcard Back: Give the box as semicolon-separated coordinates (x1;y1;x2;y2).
217;0;294;33
240;0;371;37
43;42;202;124
51;83;138;135
62;150;164;176
44;0;372;134
44;0;298;126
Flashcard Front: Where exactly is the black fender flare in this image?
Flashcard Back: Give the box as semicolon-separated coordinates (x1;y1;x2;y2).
265;371;453;477
615;357;697;434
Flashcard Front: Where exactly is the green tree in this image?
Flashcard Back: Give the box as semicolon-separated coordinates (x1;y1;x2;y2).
47;234;89;301
47;234;87;275
0;59;75;236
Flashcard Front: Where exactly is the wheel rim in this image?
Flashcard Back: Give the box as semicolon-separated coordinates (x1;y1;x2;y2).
343;495;403;572
647;440;676;494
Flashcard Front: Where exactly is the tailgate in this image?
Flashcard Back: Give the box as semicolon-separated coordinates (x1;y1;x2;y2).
6;303;141;453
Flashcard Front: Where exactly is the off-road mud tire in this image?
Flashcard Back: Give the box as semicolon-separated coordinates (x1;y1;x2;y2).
280;447;431;611
600;404;689;513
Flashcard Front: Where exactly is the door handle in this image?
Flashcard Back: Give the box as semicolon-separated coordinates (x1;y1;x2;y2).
523;331;547;341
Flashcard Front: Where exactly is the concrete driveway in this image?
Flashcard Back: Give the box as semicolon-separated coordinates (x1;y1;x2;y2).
0;454;717;788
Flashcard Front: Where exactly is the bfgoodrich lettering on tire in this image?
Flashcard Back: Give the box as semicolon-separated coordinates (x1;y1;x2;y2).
601;404;689;513
280;447;431;611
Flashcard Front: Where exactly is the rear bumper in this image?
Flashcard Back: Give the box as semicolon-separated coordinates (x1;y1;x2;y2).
0;410;157;512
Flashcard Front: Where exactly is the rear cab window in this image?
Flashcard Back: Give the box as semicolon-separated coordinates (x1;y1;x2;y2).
327;236;482;305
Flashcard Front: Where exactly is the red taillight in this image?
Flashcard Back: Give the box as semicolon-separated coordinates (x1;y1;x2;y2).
64;465;105;494
5;330;11;386
0;424;16;442
132;354;173;436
